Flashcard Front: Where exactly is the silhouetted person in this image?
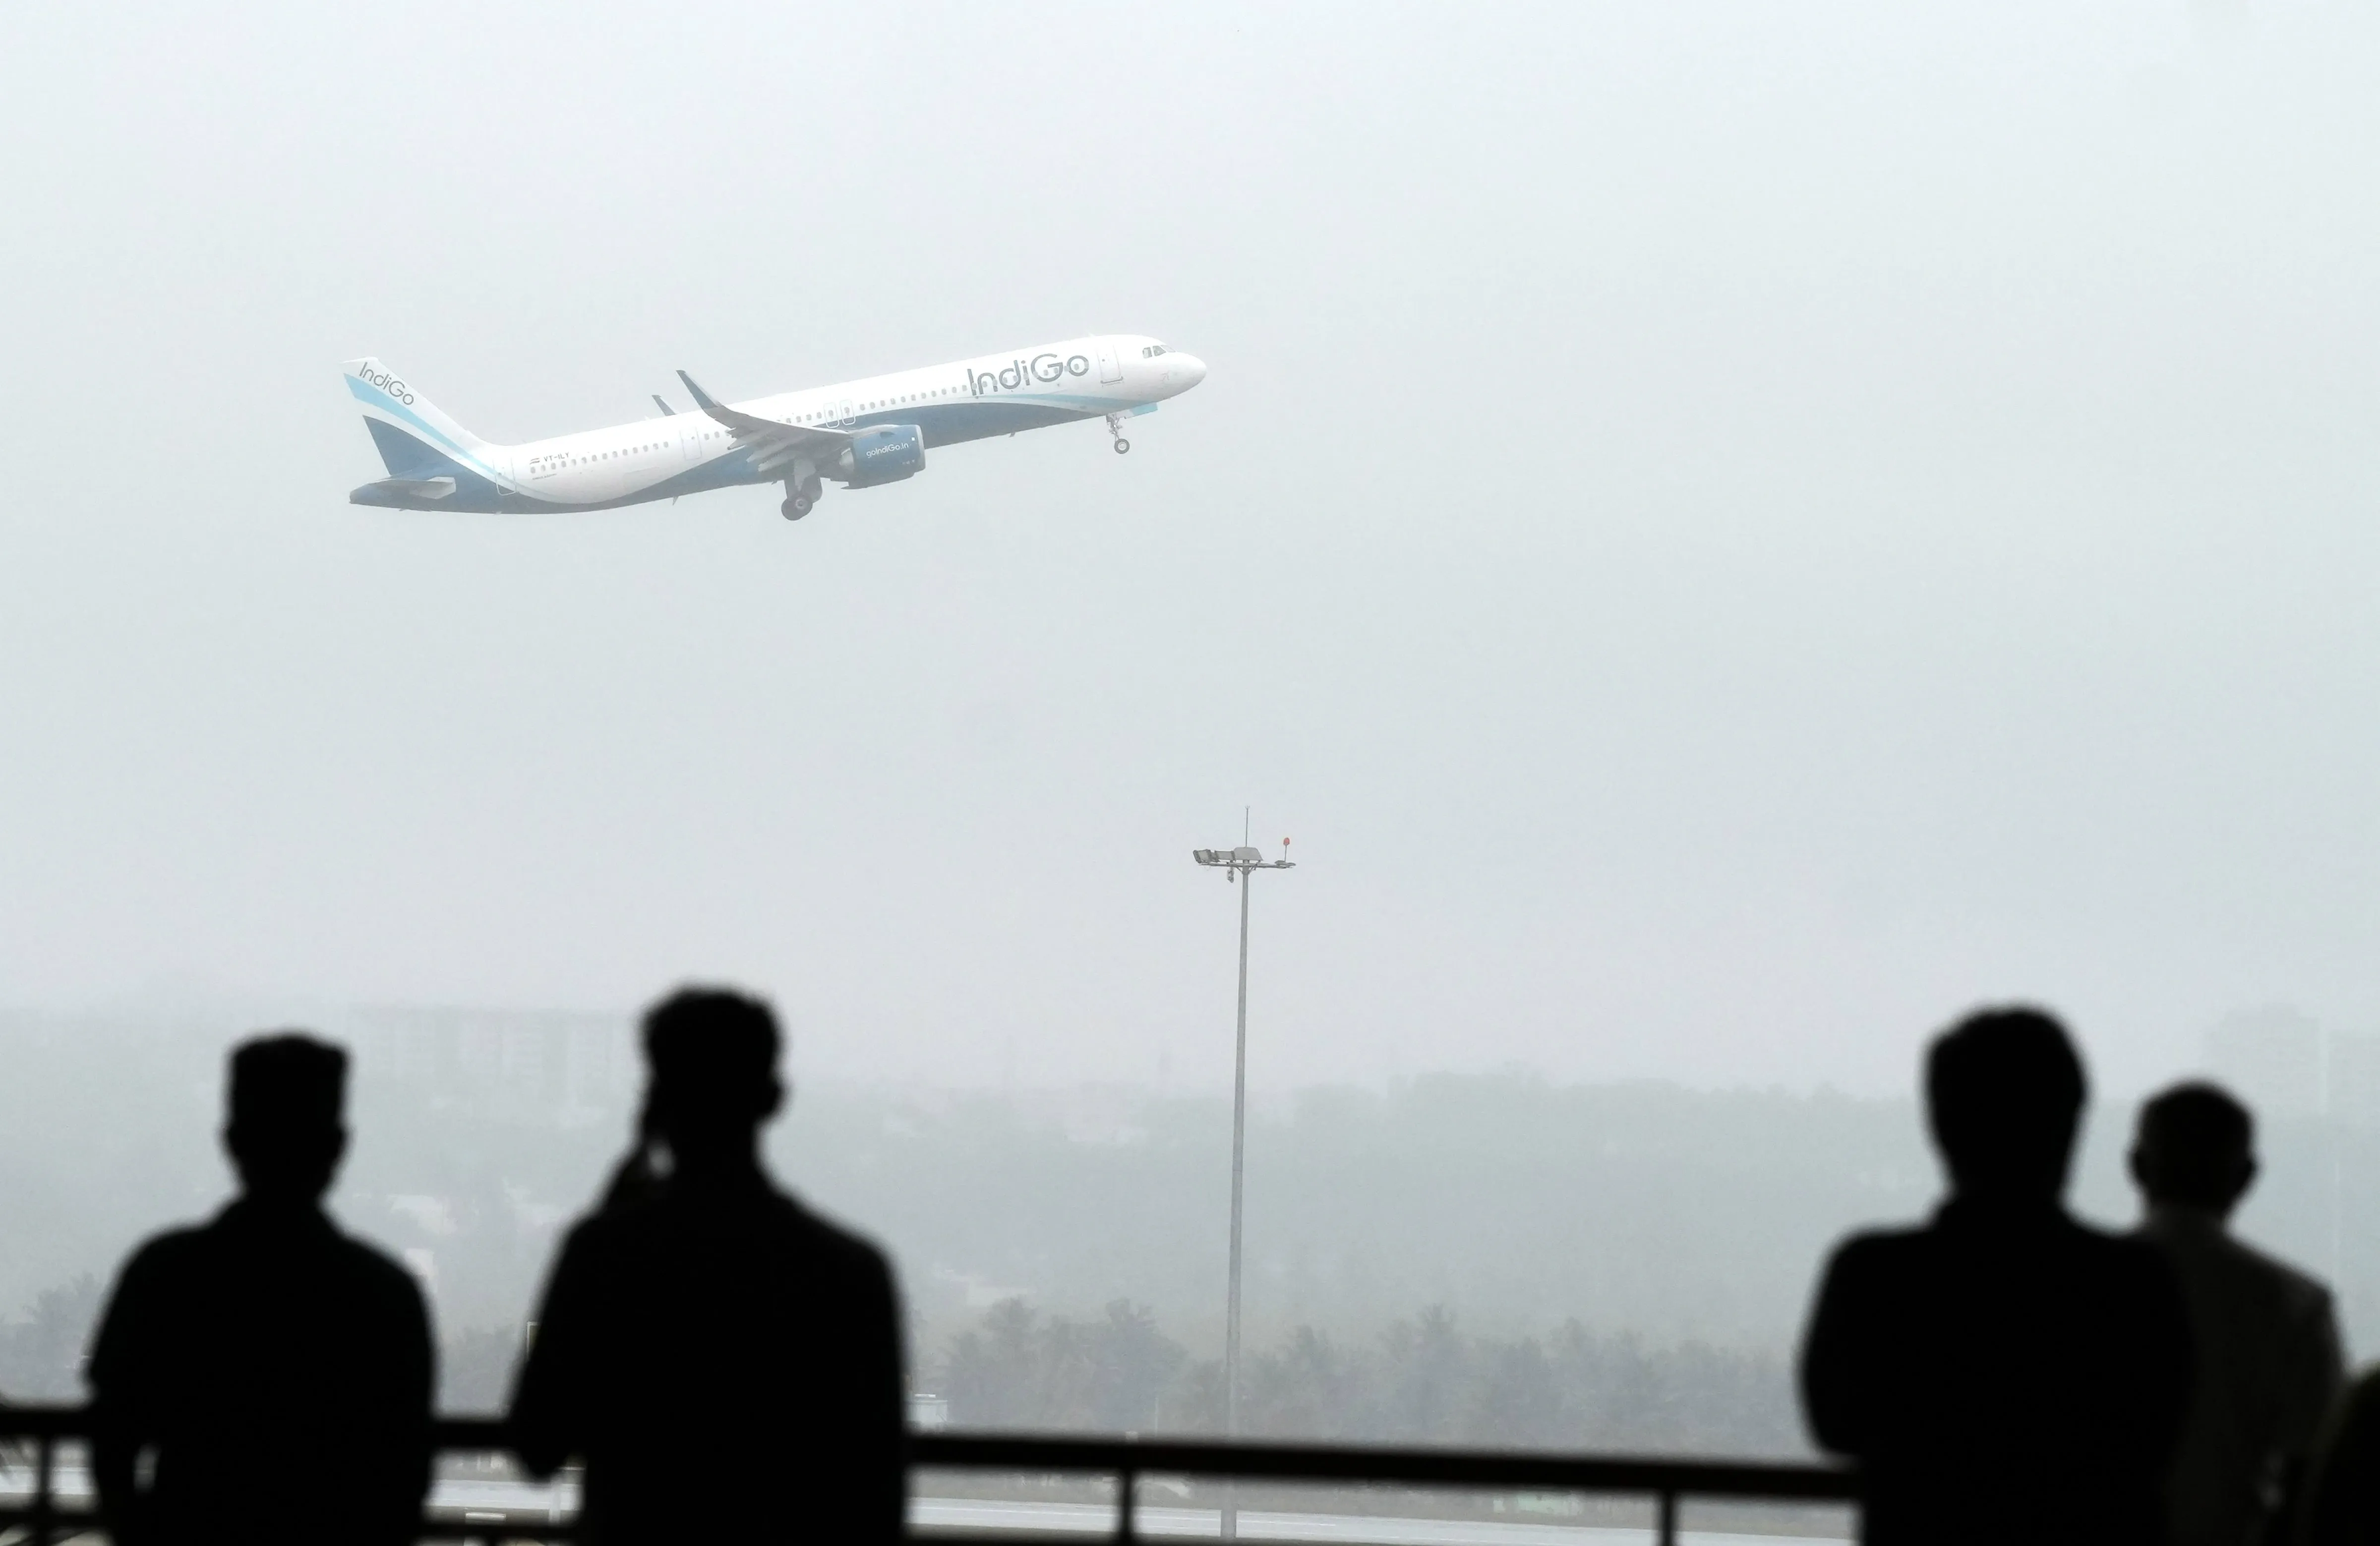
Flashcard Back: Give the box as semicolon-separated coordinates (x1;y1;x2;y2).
510;987;906;1546
2131;1082;2343;1546
88;1035;433;1546
1800;1007;2194;1546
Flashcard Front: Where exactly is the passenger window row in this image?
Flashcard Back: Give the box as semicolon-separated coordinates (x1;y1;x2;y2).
791;385;960;425
568;440;668;464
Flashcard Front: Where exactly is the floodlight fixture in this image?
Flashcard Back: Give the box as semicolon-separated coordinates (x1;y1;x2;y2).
1191;842;1294;880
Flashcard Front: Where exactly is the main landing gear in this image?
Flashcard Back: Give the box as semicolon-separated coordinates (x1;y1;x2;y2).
780;474;820;521
1104;411;1131;455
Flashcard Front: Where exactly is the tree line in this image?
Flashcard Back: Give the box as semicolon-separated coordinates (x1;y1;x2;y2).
932;1299;1805;1456
0;1274;99;1401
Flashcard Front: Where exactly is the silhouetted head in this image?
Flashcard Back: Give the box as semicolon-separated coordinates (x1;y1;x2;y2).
1925;1006;2087;1203
641;986;785;1171
223;1033;349;1204
2131;1080;2256;1217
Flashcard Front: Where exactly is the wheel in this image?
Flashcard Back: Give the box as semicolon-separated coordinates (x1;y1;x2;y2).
1113;438;1130;455
780;493;811;521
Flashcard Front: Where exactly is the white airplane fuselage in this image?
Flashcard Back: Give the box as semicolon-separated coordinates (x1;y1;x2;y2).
344;334;1206;518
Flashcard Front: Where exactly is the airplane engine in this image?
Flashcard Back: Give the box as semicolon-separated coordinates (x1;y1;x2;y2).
836;424;926;487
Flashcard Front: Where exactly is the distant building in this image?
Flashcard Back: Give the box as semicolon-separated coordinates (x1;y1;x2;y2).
908;1393;951;1430
340;1005;637;1125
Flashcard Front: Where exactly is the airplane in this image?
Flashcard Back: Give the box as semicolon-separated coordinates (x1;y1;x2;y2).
342;335;1207;521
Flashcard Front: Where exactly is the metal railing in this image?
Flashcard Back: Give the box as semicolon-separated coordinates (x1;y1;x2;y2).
0;1406;1857;1546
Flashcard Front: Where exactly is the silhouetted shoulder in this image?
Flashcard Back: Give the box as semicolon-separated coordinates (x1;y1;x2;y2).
1807;1221;1944;1304
1799;1223;1930;1453
774;1190;897;1274
112;1222;214;1281
110;1209;423;1300
96;1209;427;1356
2151;1219;2320;1302
1827;1207;2180;1282
89;1225;209;1383
1805;1224;1936;1316
1824;1223;1931;1270
336;1229;429;1292
2091;1223;2188;1285
2214;1231;2333;1317
569;1181;887;1258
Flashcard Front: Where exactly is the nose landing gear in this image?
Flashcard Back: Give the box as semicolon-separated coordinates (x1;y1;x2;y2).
1104;411;1131;455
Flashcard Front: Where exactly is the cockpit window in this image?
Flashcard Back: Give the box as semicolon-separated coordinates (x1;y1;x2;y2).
1141;343;1170;357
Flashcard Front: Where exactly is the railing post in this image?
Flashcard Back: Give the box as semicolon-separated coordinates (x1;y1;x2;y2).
32;1431;55;1546
1116;1463;1138;1546
1655;1487;1676;1546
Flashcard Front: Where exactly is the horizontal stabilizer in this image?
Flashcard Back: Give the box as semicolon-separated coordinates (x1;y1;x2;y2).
349;475;457;507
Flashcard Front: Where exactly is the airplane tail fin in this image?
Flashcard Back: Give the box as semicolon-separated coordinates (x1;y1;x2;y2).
341;357;493;476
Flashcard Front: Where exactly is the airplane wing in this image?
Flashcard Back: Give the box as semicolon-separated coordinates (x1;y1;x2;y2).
677;369;851;477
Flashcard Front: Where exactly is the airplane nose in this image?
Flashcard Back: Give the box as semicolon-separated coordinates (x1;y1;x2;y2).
1165;354;1208;390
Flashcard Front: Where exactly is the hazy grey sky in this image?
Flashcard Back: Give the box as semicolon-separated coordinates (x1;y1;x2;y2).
4;2;2378;1097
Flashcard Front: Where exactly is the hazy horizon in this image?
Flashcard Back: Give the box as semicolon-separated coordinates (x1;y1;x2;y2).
0;976;2328;1102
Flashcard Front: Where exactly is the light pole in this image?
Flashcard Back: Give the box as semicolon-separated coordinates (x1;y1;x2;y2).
1191;825;1294;1541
